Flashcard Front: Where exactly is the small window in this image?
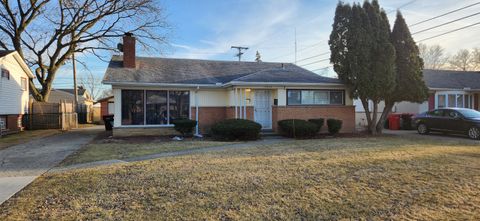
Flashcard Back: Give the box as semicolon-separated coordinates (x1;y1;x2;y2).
1;68;9;79
21;77;27;91
287;90;345;105
448;94;456;107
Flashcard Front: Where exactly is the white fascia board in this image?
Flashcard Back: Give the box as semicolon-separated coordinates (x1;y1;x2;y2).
12;52;35;79
224;81;345;87
102;81;222;88
429;88;480;92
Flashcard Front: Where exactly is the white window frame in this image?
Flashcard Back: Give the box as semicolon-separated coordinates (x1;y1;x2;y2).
436;91;474;109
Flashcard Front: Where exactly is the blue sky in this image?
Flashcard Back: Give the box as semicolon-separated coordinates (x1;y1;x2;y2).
52;0;480;94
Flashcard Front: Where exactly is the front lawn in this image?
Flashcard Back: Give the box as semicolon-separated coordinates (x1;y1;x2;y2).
1;137;479;220
0;129;61;150
61;140;236;166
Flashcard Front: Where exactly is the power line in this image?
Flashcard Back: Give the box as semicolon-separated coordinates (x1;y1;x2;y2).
412;11;480;35
296;52;330;63
410;2;480;27
231;46;249;61
417;21;480;42
386;0;417;14
299;58;330;67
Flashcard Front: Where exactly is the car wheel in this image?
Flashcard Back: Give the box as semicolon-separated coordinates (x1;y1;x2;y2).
467;127;480;140
417;123;429;135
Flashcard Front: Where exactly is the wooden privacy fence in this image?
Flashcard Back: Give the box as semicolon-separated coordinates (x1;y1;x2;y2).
23;101;78;130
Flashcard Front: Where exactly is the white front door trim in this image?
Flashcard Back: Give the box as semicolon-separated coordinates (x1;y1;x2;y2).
254;90;272;129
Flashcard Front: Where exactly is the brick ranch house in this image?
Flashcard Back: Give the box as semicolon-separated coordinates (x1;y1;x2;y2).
0;50;34;134
102;34;355;137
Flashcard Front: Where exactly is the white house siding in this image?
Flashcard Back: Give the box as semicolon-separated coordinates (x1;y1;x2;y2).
0;53;30;115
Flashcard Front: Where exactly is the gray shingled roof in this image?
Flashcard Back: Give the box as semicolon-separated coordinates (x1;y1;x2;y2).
103;56;340;85
423;69;480;90
56;88;86;96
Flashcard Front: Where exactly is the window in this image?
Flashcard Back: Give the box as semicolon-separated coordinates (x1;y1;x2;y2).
287;90;344;105
0;116;6;130
438;93;474;109
21;77;27;91
146;90;167;125
428;109;444;117
1;68;9;79
121;90;144;125
121;89;190;126
169;91;190;121
437;95;446;108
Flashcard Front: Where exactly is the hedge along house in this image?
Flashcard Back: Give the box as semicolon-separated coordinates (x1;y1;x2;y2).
102;34;355;137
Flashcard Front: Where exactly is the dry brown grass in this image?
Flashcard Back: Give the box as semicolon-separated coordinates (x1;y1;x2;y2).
0;129;61;150
1;137;479;220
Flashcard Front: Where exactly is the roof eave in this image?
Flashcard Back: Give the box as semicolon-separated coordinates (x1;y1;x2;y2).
224;81;345;87
102;81;222;88
429;87;480;91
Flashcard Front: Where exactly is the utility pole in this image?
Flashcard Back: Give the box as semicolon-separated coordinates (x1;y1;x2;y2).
294;28;297;64
231;46;248;61
71;32;78;110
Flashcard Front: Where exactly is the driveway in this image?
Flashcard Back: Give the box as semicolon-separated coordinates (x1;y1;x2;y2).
384;129;480;144
0;126;102;204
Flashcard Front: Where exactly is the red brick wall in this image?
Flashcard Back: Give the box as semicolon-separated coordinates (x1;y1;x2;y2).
225;107;254;120
5;114;22;132
123;34;136;68
100;101;109;117
190;107;227;134
190;105;356;134
428;93;435;111
272;106;356;133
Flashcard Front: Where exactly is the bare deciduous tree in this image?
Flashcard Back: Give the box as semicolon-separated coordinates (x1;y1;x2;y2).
418;43;449;70
449;49;473;71
0;0;169;101
472;48;480;70
80;72;101;101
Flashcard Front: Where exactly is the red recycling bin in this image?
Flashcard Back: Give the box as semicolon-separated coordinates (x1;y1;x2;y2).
388;114;401;130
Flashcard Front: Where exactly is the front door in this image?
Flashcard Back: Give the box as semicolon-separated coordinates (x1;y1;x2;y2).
254;90;272;129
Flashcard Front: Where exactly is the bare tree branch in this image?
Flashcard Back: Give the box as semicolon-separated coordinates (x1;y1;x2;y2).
0;0;170;101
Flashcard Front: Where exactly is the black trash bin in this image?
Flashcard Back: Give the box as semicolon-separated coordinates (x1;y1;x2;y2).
103;115;114;131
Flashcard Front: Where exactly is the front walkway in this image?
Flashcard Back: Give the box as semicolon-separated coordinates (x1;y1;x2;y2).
52;137;290;172
0;126;102;205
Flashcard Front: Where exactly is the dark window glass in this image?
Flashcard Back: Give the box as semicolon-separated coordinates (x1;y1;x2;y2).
121;90;144;125
428;109;444;117
330;91;344;105
169;91;190;121
146;91;168;125
287;90;301;105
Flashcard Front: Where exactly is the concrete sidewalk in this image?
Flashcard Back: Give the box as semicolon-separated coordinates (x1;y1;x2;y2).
52;137;290;173
0;126;102;205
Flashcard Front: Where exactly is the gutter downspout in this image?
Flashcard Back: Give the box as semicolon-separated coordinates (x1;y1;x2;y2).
195;85;201;137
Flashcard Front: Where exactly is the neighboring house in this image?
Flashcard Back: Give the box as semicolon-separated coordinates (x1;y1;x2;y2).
47;87;95;123
48;87;94;107
96;95;114;117
0;50;34;134
102;34;356;137
355;69;480;127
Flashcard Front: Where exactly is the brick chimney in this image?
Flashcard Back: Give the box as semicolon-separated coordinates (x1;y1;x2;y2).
122;33;136;68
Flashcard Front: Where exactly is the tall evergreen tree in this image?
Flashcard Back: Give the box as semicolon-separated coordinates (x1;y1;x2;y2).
377;12;429;132
329;0;396;134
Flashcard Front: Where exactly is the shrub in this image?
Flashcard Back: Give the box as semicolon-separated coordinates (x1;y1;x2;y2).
327;119;343;135
278;119;319;138
308;118;325;131
172;119;197;136
211;119;261;141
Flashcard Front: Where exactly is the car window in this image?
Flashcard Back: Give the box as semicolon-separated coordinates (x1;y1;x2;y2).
446;110;460;119
428;110;444;117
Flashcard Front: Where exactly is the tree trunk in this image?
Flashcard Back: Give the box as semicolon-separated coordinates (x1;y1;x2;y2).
361;98;378;135
376;101;394;134
370;102;379;135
